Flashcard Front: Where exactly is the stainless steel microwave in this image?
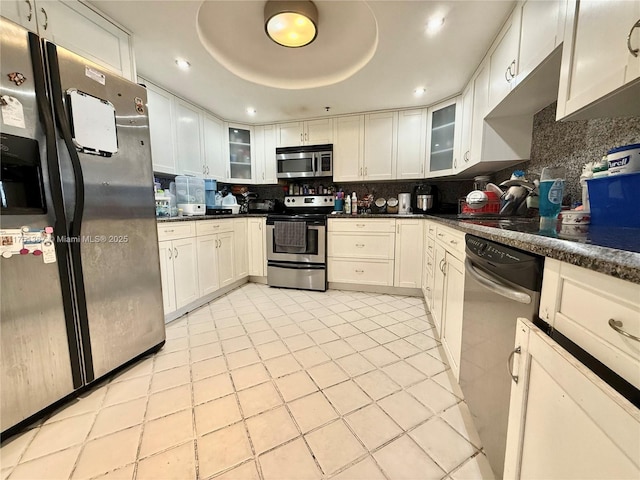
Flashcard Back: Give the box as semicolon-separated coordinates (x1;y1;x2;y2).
276;144;333;179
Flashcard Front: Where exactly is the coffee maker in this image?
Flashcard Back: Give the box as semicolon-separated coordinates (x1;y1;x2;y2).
413;184;437;213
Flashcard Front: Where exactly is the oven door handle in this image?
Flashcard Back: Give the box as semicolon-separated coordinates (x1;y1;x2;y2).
465;259;532;304
268;261;325;270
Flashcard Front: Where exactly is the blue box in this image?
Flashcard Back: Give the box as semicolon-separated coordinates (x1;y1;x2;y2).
586;172;640;227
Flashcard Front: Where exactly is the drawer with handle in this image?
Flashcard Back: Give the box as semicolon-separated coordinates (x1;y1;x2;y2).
196;219;234;236
328;218;396;233
328;258;394;286
328;232;395;259
435;224;465;257
425;221;437;237
157;221;196;241
540;259;640;390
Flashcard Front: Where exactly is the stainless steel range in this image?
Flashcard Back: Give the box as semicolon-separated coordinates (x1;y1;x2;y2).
266;194;334;291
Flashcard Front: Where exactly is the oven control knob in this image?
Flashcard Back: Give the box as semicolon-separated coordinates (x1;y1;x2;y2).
291;199;296;203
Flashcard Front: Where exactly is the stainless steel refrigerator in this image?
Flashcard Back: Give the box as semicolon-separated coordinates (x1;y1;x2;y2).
0;17;165;435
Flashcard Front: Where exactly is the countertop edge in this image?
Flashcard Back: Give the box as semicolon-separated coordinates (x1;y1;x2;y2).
425;216;640;284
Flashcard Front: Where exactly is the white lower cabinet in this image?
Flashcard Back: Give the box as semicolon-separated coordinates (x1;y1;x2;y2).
248;217;266;276
327;219;396;286
217;231;235;288
504;319;640;479
196;235;219;296
430;224;466;379
233;218;248;280
196;220;236;289
394;219;423;288
158;240;176;315
158;237;199;312
440;254;464;379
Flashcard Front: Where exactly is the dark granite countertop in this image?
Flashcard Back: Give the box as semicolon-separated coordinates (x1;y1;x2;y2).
157;213;268;222
425;215;640;284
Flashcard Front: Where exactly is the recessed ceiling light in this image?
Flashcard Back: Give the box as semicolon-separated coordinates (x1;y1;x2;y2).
426;16;445;33
175;58;191;70
246;107;257;116
414;87;426;97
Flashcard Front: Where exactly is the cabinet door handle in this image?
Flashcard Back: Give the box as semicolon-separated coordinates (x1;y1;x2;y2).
507;346;521;384
439;258;445;273
450;239;458;245
356;224;365;228
608;319;640;342
437;232;445;237
25;0;33;21
359;167;363;176
300;133;303;142
355;269;364;273
364;167;368;176
40;7;48;30
454;159;457;169
305;132;308;141
174;247;178;258
355;243;365;248
505;66;511;83
164;229;174;233
628;19;640;57
168;248;172;259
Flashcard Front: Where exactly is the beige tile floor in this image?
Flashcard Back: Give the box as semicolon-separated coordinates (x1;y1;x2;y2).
0;283;496;480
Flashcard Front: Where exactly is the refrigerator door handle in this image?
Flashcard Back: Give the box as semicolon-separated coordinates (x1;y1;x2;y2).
45;41;95;382
28;33;85;389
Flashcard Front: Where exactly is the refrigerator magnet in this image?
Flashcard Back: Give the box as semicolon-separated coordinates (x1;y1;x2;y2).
134;97;144;114
7;72;26;86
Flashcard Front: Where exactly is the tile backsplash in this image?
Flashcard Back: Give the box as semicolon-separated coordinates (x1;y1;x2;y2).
493;102;640;205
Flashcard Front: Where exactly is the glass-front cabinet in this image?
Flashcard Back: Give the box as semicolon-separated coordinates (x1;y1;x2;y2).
226;123;254;182
426;97;461;177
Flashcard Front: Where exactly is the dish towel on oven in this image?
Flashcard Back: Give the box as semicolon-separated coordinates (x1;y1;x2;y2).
274;220;307;252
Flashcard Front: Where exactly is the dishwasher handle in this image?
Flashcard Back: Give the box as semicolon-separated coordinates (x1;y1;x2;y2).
465;258;532;304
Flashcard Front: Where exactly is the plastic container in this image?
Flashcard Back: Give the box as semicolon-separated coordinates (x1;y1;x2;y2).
175;176;205;216
586;172;640;227
607;143;640;175
559;210;590;225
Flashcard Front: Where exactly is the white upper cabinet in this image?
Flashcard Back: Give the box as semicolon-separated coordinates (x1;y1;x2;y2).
276;118;333;147
175;99;205;177
143;79;177;175
396;109;427;179
332;115;364;182
254;124;278;184
458;85;474;173
3;0;135;81
557;0;640;120
426;98;461;177
202;113;225;180
468;63;489;168
226;123;254;183
363;111;397;181
488;7;522;111
516;0;567;84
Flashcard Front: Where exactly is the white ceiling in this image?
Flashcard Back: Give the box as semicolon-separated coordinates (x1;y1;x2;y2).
89;0;515;124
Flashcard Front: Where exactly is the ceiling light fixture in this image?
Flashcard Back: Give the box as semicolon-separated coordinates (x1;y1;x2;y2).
414;87;426;96
175;58;191;70
426;16;445;33
265;0;318;48
246;107;257;116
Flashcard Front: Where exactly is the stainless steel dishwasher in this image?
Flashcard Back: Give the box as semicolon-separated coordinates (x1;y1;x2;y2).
459;234;543;478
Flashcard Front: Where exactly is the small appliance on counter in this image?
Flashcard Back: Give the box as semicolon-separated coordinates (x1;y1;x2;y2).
204;179;218;214
221;192;240;214
413;184;438;213
398;193;412;214
175;176;205;216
